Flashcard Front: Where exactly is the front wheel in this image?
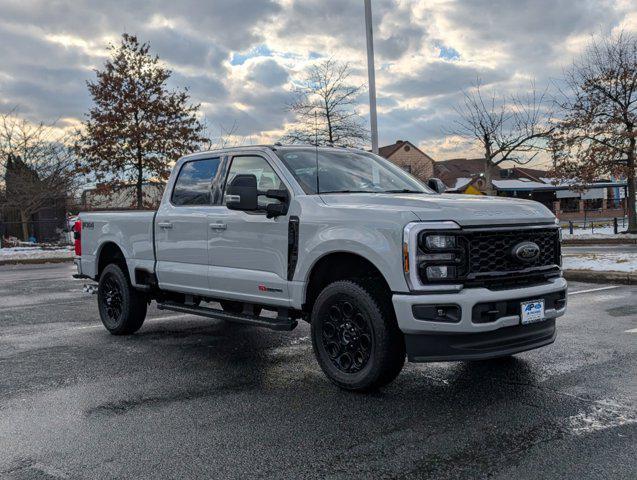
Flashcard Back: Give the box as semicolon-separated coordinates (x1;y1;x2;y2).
97;263;147;335
310;280;405;391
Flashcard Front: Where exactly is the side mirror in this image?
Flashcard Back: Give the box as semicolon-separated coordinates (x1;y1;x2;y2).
264;189;290;218
427;177;447;194
226;174;258;211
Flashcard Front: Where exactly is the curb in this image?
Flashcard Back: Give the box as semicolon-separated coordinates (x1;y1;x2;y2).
0;257;74;266
563;238;637;245
563;269;636;285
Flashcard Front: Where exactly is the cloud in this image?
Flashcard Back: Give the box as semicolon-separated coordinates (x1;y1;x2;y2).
385;61;507;98
0;0;634;165
246;58;289;87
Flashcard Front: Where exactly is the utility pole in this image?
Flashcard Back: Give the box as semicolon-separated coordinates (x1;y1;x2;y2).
364;0;379;154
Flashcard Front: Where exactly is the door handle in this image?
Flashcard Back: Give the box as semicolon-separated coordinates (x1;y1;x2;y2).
158;222;173;229
209;222;227;230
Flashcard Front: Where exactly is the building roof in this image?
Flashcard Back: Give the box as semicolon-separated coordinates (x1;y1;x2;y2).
433;158;498;188
378;140;434;161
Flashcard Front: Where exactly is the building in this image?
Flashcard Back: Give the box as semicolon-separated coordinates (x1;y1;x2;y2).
379;140;435;181
0;155;67;242
433;158;494;194
80;181;165;210
433;158;628;220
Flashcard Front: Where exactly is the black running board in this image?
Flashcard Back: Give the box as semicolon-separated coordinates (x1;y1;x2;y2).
156;301;298;331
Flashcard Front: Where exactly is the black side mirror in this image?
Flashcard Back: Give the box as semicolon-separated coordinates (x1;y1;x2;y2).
264;189;290;218
427;177;447;194
226;174;258;211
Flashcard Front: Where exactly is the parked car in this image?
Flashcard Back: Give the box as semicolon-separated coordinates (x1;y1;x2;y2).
74;145;567;391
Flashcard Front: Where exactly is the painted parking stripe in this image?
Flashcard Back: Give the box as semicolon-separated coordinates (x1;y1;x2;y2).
568;286;622;296
625;328;637;334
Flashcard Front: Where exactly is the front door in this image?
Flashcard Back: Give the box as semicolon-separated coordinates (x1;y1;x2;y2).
207;154;291;305
155;157;222;294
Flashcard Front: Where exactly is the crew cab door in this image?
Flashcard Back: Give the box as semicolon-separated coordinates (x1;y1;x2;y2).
207;154;291;305
155;157;222;294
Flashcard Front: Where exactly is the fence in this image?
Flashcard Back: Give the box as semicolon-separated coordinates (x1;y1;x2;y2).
560;216;629;235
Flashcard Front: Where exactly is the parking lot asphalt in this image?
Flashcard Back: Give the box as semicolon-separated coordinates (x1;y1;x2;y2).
1;263;635;479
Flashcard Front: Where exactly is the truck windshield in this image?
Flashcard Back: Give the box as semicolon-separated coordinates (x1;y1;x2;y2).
275;148;432;195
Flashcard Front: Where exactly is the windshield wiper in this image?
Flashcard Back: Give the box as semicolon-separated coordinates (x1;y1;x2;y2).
319;190;374;194
382;189;423;193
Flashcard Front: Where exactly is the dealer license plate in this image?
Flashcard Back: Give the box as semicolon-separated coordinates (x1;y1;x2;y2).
521;299;545;325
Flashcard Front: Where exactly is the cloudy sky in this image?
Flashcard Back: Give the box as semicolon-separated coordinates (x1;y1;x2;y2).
0;0;636;164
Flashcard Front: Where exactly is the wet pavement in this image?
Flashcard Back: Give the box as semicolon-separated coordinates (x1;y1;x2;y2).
1;263;636;479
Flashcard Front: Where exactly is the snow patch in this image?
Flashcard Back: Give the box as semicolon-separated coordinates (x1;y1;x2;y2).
0;246;73;261
563;252;637;272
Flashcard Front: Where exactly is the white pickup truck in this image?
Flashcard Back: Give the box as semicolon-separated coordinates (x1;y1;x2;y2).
74;145;567;391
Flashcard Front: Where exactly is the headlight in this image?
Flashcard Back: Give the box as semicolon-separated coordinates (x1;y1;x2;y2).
403;221;465;290
425;265;457;280
425;235;456;250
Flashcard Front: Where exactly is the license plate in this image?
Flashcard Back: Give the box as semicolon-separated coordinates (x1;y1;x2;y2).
521;299;545;324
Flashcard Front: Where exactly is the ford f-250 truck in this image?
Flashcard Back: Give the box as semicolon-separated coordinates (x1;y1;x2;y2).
74;145;567;391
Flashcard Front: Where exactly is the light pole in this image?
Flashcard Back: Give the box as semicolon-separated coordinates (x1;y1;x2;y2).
364;0;379;154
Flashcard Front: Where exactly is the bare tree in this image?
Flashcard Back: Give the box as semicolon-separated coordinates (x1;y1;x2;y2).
0;111;77;240
450;80;553;194
551;31;637;233
282;58;369;147
76;34;206;209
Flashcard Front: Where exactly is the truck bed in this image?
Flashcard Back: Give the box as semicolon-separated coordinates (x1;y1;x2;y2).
78;210;156;282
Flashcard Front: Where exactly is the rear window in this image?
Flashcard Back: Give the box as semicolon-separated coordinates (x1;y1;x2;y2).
172;158;221;206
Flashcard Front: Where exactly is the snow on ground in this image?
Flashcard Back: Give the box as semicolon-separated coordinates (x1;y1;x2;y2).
563;252;637;272
0;246;73;261
562;225;637;239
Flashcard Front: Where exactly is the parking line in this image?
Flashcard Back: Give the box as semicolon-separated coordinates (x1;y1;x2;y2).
625;328;637;334
569;286;622;296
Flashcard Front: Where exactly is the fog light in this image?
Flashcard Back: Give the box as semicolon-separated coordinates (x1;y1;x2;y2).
426;235;456;249
426;265;456;280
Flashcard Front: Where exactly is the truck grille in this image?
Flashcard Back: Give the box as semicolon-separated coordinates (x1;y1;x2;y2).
415;226;561;289
467;228;559;273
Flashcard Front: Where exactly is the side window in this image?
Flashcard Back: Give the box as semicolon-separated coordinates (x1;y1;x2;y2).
225;156;284;207
171;158;221;206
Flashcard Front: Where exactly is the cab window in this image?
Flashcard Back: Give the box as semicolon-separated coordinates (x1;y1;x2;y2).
172;158;221;206
225;156;285;207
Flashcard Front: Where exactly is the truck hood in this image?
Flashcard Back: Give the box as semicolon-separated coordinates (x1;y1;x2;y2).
319;193;555;226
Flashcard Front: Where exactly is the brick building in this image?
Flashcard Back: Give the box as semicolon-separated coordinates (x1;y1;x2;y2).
378;140;435;181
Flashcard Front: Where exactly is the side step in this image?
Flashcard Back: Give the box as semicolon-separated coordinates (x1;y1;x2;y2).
156;301;298;331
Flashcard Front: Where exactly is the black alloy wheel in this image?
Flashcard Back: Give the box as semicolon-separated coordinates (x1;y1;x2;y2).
321;299;373;373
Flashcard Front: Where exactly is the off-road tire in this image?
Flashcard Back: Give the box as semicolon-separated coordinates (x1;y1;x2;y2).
97;263;147;335
311;280;405;391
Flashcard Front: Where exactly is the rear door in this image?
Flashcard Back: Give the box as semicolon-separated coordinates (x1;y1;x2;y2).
207;154;291;305
155;157;222;294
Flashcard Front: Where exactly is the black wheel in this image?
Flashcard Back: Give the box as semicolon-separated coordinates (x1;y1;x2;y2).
311;280;405;391
98;263;147;335
220;300;262;317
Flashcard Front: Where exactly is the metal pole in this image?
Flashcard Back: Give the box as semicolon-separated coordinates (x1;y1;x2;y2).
364;0;379;154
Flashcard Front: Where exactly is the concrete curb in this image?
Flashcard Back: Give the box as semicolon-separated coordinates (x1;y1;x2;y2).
563;238;637;245
0;257;74;266
563;269;636;285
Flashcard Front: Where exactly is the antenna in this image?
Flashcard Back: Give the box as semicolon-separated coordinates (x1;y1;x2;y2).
315;109;320;194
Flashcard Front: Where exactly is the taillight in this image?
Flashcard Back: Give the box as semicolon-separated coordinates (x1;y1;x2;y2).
73;219;82;256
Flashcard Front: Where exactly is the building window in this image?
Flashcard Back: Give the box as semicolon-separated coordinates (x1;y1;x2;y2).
584;198;603;211
560;197;580;213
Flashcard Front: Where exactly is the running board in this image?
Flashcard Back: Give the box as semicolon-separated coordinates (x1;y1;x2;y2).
156;301;298;331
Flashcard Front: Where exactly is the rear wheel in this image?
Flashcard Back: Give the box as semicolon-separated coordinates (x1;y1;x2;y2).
98;263;147;335
310;280;405;391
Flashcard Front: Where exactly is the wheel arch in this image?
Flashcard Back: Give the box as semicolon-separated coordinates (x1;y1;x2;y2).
96;241;127;280
303;251;392;314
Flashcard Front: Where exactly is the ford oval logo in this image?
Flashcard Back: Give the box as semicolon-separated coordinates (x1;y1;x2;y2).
512;241;540;263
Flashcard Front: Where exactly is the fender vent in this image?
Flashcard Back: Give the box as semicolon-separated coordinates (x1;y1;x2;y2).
287;216;300;281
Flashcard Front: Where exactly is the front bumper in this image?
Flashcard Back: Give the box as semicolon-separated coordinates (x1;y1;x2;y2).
392;277;567;362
